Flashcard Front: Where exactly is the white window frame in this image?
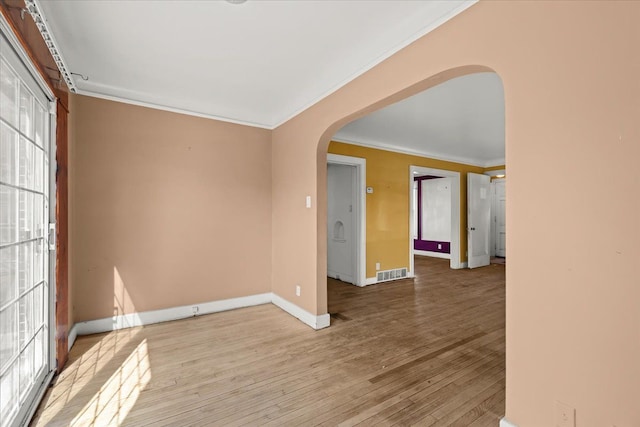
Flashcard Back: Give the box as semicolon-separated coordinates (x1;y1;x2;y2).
0;13;57;427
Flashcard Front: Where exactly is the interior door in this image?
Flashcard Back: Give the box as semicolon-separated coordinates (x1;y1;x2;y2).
1;29;54;427
327;163;356;284
494;180;506;257
467;172;491;268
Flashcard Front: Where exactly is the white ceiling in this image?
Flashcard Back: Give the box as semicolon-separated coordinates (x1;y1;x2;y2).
334;72;505;167
36;0;502;167
36;0;476;129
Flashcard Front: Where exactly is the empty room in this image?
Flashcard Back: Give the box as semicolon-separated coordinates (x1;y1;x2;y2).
0;1;638;426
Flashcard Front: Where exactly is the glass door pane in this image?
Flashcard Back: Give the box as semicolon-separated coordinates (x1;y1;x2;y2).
0;32;52;427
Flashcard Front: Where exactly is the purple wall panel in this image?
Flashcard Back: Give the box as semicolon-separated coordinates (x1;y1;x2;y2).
414;239;450;253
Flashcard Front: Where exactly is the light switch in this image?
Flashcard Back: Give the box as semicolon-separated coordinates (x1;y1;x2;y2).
305;195;311;208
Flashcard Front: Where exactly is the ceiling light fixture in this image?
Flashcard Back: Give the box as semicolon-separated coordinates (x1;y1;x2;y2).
23;0;77;92
226;0;247;4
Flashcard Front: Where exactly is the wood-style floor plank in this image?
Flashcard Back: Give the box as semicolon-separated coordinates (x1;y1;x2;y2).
32;256;505;426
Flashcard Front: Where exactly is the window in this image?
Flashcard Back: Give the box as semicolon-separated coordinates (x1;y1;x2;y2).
1;26;55;427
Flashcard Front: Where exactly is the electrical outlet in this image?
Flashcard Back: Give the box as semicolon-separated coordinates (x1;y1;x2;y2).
375;262;380;271
437;243;442;250
295;285;301;296
192;306;199;316
555;401;575;427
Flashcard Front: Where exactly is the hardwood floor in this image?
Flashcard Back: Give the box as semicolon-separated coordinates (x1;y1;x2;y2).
32;256;505;426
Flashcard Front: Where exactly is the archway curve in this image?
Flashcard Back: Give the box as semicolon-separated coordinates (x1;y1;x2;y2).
315;64;501;316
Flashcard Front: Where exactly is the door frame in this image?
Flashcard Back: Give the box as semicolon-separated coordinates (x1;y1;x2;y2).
327;154;366;286
409;166;462;273
0;13;57;427
467;172;492;268
491;177;506;257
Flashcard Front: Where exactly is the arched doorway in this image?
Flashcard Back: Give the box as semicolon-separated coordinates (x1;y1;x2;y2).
315;65;501;316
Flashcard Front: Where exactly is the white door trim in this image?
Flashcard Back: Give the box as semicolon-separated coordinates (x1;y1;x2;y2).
492;178;506;257
409;166;462;273
327;154;366;286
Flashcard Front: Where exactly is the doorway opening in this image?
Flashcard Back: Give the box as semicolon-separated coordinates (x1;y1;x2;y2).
326;154;366;287
409;166;462;272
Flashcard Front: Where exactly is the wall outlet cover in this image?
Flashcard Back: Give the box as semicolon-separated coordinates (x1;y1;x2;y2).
555;401;575;427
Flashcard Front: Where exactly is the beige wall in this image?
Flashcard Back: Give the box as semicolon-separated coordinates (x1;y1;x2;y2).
70;95;272;322
273;1;640;426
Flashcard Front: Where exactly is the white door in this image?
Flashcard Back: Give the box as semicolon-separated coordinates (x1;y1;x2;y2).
493;180;506;257
467;172;491;268
327;163;356;284
1;29;54;427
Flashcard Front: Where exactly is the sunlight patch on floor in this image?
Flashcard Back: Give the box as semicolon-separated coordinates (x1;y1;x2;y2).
70;339;151;426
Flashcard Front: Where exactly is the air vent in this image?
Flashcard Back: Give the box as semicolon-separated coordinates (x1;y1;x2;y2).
376;267;408;283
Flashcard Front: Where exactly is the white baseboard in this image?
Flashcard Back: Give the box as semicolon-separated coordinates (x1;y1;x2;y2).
364;277;378;286
68;324;77;351
271;293;330;330
70;292;330;339
414;250;451;259
500;417;517;427
74;292;272;336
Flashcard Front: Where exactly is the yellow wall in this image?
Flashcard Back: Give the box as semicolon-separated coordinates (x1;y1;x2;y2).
328;141;485;278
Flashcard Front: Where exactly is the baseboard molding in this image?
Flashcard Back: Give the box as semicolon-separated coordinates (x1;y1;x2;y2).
71;292;330;338
68;324;78;351
271;293;330;330
500;417;518;427
74;292;272;336
364;277;378;286
414;250;451;259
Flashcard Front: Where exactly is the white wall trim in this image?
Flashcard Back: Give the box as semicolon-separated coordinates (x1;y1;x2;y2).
484;169;506;177
409;166;462;273
68;292;333;342
327;154;367;287
75;89;272;130
67;324;78;351
500;417;518;427
74;293;272;336
333;136;504;169
272;293;330;330
414;250;451;259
